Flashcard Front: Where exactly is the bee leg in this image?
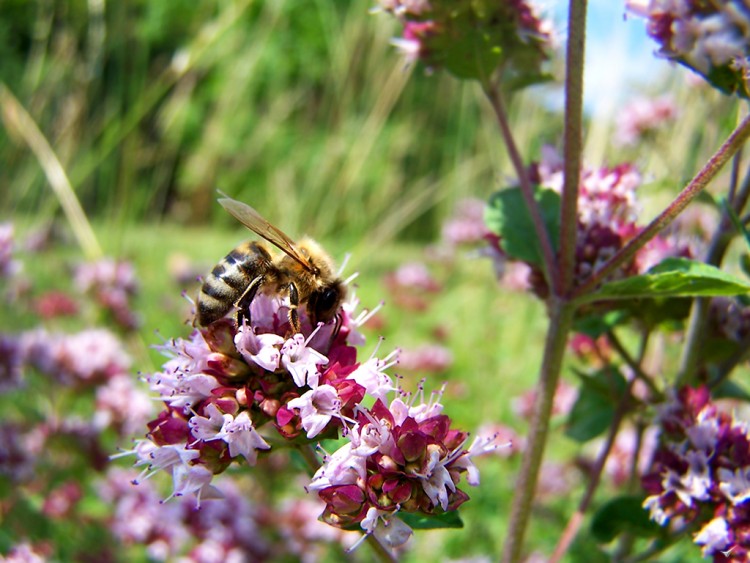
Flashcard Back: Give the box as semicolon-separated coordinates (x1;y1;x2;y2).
331;312;342;341
287;282;301;334
235;276;264;328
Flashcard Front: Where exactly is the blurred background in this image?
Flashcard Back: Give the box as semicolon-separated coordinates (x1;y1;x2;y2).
0;1;741;561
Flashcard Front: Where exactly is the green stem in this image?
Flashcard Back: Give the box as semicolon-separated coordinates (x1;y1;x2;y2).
549;376;634;563
483;81;558;289
607;330;662;401
559;0;588;296
572;112;750;300
501;299;575;563
677;164;750;386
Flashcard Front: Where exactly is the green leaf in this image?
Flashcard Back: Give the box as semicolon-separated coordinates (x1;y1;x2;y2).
582;258;750;304
590;496;664;542
422;1;550;85
712;379;750;402
573;311;628;338
565;368;627;443
485;186;560;269
398;510;464;530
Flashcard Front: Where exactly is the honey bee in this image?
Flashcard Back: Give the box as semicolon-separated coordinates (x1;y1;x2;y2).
195;197;346;333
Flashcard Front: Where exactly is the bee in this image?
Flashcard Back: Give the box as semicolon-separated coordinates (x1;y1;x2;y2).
195;197;346;333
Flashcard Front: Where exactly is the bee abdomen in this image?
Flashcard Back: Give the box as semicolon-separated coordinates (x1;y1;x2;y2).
195;242;271;326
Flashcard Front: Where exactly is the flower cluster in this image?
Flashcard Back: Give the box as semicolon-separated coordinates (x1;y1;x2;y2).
309;385;495;549
75;258;140;330
24;328;133;386
626;0;750;97
520;147;692;298
642;385;750;561
375;0;552;83
99;468;269;561
130;288;488;547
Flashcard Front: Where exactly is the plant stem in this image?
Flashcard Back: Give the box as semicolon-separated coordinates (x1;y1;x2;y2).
549;377;633;563
483;81;558;288
607;330;662;401
677;163;750;386
501;299;575;563
559;0;588;296
572;112;750;300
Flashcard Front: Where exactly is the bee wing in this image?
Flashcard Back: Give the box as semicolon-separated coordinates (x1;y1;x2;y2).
218;197;313;271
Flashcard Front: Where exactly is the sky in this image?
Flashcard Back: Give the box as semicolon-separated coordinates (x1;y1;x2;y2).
535;0;676;116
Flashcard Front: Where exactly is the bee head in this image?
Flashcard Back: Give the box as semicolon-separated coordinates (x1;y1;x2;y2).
307;280;346;326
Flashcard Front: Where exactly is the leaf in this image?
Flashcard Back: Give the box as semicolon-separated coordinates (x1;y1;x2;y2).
565;368;627;443
422;2;550;85
590;496;664;542
398;510;464;530
582;258;750;304
573;311;628;338
485;186;560;269
712;379;750;402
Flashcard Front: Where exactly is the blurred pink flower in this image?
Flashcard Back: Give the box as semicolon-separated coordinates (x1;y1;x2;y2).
75;258;140;330
0;223;21;279
441;199;489;247
513;380;578;420
397;344;453;373
33;291;79;319
24;328;132;385
94;373;154;436
615;96;678;146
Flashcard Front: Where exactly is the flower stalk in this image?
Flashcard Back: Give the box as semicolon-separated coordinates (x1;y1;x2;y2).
502;2;587;560
501;298;575;563
483;80;558;288
559;0;588;297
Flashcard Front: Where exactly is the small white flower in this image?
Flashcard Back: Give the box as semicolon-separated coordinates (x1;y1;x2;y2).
234;326;284;372
189;403;232;442
287;385;341;439
347;355;396;403
718;466;750;505
167;463;222;508
281;333;328;388
221;410;270;464
694;517;731;557
359;508;413;548
308;443;365;491
643;494;670;526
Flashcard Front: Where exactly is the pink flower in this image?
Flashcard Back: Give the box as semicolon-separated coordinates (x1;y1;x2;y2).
287;385;342;439
281;333;329;388
94;373;154;436
0;223;21;279
615;96;678;146
235;326;284;371
221;410;270;463
346;353;397;403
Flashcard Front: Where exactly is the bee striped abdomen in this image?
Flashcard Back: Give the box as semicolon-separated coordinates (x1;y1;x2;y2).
196;241;271;326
